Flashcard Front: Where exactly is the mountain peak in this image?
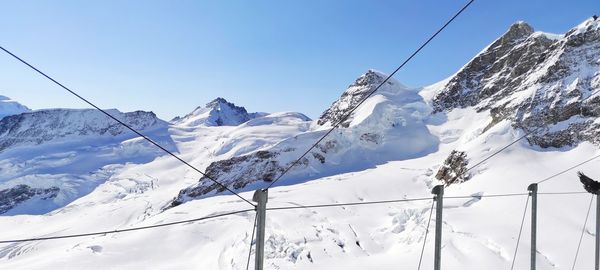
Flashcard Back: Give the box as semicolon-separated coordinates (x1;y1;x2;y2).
500;21;534;43
353;69;386;86
317;70;408;127
174;98;263;127
205;97;232;108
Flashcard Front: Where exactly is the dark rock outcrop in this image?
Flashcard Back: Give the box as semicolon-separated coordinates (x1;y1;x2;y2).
0;185;60;214
169;150;290;207
435;150;470;185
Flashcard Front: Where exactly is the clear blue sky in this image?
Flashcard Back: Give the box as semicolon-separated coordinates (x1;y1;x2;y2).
1;0;598;119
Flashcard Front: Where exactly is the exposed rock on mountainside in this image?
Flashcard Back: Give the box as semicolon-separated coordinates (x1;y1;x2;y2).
435;150;470;185
430;18;600;148
172;97;266;127
170;150;284;207
0;109;163;152
0;185;59;214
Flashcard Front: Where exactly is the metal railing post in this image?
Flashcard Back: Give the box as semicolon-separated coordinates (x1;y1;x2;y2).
528;183;538;270
252;189;268;270
432;185;444;270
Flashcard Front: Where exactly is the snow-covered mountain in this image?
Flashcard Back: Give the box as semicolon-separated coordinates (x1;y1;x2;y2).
172;98;266;127
0;109;164;151
0;95;30;120
425;18;600;148
0;108;172;215
0;17;599;270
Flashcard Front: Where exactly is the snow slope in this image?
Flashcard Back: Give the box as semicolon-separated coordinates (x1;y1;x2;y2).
0;95;30;120
0;18;599;270
0;109;173;215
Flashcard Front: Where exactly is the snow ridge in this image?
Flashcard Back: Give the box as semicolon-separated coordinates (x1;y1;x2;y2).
0;95;30;120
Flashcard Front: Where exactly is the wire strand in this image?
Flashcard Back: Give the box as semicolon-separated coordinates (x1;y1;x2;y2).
266;193;540;211
0;46;255;207
445;193;528;199
417;199;435;270
571;194;594;270
510;195;530;270
266;0;476;189
0;191;589;245
0;209;254;244
267;197;435;211
537;154;600;184
246;212;258;270
538;192;589;195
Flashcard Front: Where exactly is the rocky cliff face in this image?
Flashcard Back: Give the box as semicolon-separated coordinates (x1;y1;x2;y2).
0;109;163;152
430;18;600;148
170;150;284;207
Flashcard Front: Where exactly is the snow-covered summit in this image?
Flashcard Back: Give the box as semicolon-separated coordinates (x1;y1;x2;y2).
172;97;265;127
0;95;30;120
317;69;409;127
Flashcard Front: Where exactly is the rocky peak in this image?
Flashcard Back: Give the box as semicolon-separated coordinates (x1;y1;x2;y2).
352;69;388;88
173;97;262;127
503;21;534;42
317;70;406;127
205;97;242;111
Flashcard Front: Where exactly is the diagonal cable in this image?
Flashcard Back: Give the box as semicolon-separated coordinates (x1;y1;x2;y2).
417;199;436;270
571;194;594;270
537;154;600;184
0;46;255;207
246;212;258;270
0;209;254;244
510;195;530;270
266;0;476;189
